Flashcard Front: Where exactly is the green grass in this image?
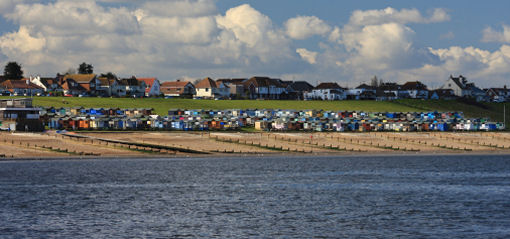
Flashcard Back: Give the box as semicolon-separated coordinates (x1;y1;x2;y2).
1;96;508;128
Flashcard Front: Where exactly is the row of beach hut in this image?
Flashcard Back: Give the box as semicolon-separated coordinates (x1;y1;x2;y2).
39;107;504;132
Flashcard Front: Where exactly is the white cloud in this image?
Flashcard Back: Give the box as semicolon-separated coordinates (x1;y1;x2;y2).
348;7;449;26
0;26;46;54
285;16;331;40
0;2;508;88
482;25;510;43
296;48;318;64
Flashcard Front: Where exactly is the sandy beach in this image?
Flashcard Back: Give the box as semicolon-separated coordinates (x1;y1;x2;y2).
0;131;509;159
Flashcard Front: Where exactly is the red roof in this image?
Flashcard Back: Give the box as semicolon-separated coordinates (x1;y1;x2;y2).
137;78;157;93
0;80;43;90
195;77;217;88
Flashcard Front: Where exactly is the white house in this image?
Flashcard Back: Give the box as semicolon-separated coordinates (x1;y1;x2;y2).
441;75;471;97
305;82;346;100
194;77;230;99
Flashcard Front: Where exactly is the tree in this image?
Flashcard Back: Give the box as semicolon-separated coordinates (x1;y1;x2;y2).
100;72;117;79
78;62;93;74
4;62;23;80
370;76;379;88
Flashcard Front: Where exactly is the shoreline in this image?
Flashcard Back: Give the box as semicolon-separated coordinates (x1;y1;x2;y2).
0;131;509;160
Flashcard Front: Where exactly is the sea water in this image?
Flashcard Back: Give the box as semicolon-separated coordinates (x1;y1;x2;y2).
0;155;509;238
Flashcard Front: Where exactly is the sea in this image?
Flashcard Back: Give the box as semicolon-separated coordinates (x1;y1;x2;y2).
0;155;509;238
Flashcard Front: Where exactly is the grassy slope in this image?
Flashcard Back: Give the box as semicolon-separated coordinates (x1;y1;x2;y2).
1;97;508;127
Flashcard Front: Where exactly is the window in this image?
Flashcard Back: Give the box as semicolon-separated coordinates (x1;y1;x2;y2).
205;88;209;92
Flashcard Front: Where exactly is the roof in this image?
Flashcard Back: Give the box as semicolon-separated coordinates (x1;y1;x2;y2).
195;77;217;88
449;75;468;89
63;74;96;83
61;81;88;92
119;77;141;86
402;81;427;90
288;81;314;92
39;77;58;87
314;82;343;90
378;82;401;91
97;77;116;86
137;78;157;87
244;76;284;88
356;83;376;90
0;80;43;90
161;81;193;88
216;78;246;85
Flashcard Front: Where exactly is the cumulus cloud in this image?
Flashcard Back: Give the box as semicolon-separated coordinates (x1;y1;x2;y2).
0;1;508;88
482;25;510;43
296;48;318;64
0;26;46;54
285;16;331;40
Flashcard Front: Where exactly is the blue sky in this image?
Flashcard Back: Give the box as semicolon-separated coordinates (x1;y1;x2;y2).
0;0;509;88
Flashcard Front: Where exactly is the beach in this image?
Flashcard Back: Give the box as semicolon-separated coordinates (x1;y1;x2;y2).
1;131;509;159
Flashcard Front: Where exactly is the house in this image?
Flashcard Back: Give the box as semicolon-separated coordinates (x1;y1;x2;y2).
285;81;314;100
441;75;472;97
466;83;488;102
61;74;99;96
119;77;146;97
378;82;405;98
242;76;286;99
137;78;161;97
160;80;195;98
96;77;120;97
429;89;456;100
305;82;346;100
486;87;510;102
347;83;376;100
375;90;397;101
29;76;62;94
194;77;230;99
401;81;429;99
0;79;44;96
216;78;246;99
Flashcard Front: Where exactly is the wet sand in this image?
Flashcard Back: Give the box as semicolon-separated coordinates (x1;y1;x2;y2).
0;131;509;159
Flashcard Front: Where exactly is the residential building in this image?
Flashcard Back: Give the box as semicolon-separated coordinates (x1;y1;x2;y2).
61;74;99;96
216;78;246;98
0;79;44;96
119;77;146;97
347;83;376;100
486;87;510;102
305;82;346;100
160;80;196;98
96;77;120;97
429;89;456;100
401;81;429;99
378;82;405;98
243;76;286;99
441;75;472;97
195;77;230;99
137;78;161;97
284;81;314;100
29;76;62;94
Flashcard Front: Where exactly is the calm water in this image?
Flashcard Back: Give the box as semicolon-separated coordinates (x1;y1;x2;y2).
1;155;510;238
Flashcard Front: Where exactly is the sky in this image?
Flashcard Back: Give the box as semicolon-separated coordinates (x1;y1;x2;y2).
1;0;510;88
